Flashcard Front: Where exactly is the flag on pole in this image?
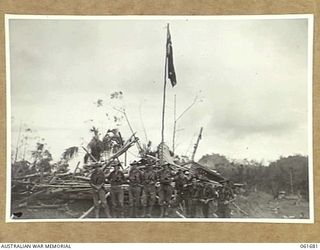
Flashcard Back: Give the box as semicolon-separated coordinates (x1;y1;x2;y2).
167;26;177;87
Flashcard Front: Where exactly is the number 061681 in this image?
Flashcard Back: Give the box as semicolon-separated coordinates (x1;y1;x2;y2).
300;244;318;248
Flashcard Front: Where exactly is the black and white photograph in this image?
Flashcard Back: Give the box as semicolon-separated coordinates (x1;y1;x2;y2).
5;15;313;222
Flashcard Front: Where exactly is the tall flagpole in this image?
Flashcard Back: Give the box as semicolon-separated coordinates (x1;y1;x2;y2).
160;24;169;165
161;24;169;146
172;94;176;154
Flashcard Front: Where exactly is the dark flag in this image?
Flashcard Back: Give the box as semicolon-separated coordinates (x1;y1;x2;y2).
167;26;177;87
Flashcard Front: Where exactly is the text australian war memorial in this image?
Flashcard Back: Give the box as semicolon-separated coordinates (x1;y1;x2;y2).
9;21;310;220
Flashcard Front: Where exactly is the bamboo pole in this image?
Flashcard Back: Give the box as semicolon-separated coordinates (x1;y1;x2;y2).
175;210;186;218
230;202;249;216
72;161;81;179
161;24;169;149
191;127;203;162
113;108;143;153
82;146;98;162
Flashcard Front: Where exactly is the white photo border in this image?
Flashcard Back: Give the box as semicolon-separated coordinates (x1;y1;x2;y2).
5;14;314;223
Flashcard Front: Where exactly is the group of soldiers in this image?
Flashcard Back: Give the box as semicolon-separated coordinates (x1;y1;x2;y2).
89;161;235;219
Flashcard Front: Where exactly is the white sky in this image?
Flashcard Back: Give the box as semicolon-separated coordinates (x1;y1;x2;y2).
8;17;311;164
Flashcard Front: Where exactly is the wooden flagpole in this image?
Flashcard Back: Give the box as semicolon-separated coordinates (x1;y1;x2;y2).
161;24;169;154
172;94;177;154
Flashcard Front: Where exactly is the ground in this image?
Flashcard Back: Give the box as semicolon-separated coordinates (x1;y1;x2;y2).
232;191;309;219
10;191;309;220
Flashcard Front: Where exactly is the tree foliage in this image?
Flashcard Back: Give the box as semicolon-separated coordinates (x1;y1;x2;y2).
198;153;309;199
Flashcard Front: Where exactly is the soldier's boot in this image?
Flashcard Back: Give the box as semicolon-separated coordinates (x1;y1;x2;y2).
164;205;169;217
137;206;142;218
132;206;137;218
110;207;116;218
103;206;111;218
142;206;147;218
119;207;124;218
94;208;100;218
146;205;153;218
160;206;165;218
129;207;134;218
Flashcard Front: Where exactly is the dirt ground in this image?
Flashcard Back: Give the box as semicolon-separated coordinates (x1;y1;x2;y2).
10;191;309;220
231;191;309;219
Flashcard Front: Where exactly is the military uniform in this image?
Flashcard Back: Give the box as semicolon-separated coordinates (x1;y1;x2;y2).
107;167;126;218
89;167;111;218
158;165;174;217
200;183;218;218
186;180;201;218
217;182;234;218
141;165;157;217
174;171;188;211
128;165;143;217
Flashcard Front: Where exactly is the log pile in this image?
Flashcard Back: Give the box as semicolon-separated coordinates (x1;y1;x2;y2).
11;134;138;210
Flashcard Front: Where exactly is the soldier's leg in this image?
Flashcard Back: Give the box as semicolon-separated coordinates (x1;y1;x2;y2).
92;190;100;218
225;204;231;218
135;186;141;207
217;202;226;218
110;188;117;217
202;202;209;218
118;187;124;218
148;187;156;218
141;188;147;217
99;189;111;218
159;187;165;217
128;187;134;218
137;187;143;217
164;185;173;217
181;194;187;214
207;201;214;218
113;189;120;218
195;200;202;218
132;186;141;218
211;200;218;217
185;199;190;217
190;199;196;218
173;191;180;207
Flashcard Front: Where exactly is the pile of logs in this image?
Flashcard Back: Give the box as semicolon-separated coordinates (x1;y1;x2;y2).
11;134;139;211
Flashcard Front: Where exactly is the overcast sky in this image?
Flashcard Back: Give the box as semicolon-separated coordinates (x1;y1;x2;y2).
8;17;311;163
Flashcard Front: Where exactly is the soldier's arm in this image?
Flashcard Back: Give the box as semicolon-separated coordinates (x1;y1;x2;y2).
139;170;144;182
141;171;145;182
89;180;100;190
106;171;112;180
121;172;127;183
89;173;96;188
95;183;104;190
89;182;97;189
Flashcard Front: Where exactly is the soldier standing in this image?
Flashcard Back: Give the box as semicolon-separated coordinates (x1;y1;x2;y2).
128;161;143;218
107;163;126;218
174;169;189;212
200;182;218;218
158;163;174;218
89;163;111;218
186;177;201;218
141;163;157;218
217;180;235;218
